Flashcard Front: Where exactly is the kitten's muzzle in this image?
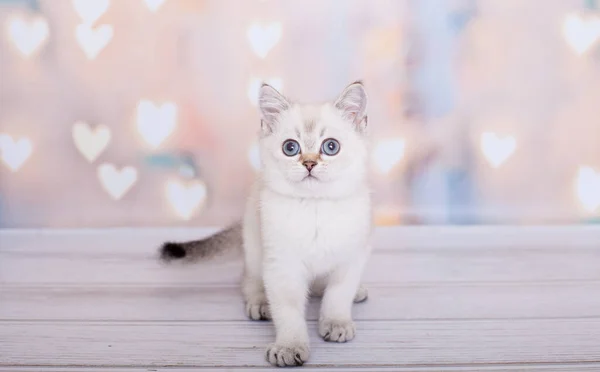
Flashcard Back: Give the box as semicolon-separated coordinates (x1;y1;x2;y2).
303;160;317;172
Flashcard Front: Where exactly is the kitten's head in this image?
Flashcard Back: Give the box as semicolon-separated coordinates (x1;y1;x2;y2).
257;81;369;198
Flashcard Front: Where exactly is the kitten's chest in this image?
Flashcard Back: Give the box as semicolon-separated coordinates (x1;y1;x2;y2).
260;191;371;263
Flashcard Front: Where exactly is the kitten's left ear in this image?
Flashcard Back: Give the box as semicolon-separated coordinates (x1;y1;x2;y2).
258;83;290;135
334;81;368;131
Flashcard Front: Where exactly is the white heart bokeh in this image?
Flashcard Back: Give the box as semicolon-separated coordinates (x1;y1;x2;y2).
75;23;113;60
136;100;178;149
166;179;207;220
144;0;167;12
7;16;49;57
72;0;110;24
372;138;406;174
480;132;516;168
97;163;138;200
0;134;32;172
72;121;111;163
247;22;282;59
575;166;600;213
563;12;600;55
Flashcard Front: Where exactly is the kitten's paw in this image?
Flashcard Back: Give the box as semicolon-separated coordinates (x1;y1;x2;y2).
265;342;310;367
245;301;271;321
354;284;368;303
319;319;356;343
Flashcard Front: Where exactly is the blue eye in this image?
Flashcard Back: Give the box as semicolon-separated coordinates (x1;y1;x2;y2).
321;138;340;156
282;139;300;156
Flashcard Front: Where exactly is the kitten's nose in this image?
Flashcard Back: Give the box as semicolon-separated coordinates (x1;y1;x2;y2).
303;160;317;171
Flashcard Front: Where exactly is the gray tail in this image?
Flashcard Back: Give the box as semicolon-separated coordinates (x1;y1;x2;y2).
159;223;242;262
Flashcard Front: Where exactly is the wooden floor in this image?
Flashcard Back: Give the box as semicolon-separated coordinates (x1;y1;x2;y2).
2;226;600;371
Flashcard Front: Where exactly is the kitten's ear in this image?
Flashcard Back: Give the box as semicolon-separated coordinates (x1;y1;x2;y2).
334;81;368;131
258;83;290;134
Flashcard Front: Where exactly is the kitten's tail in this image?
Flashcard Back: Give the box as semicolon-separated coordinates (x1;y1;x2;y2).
159;222;242;262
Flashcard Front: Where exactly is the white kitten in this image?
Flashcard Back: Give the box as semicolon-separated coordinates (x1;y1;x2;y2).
161;81;373;367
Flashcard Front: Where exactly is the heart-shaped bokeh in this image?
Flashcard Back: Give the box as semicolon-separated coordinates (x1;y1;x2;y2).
97;163;138;200
72;121;111;163
72;0;110;24
563;12;600;55
75;23;113;60
166;179;207;220
480;132;516;168
8;16;49;57
575;166;600;213
372;138;406;174
247;22;282;59
136;100;178;149
144;0;167;12
0;134;32;172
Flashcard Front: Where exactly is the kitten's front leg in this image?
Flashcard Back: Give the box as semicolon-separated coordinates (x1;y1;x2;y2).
242;222;271;321
319;254;368;343
263;262;310;367
311;278;369;303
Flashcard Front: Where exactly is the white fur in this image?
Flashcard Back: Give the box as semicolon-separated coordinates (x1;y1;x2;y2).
243;82;372;367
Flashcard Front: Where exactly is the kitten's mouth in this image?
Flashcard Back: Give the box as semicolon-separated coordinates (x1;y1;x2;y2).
303;174;319;181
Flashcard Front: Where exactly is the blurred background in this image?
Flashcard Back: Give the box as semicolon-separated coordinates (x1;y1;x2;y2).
0;0;599;228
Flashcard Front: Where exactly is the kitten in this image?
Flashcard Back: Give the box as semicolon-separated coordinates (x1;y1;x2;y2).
160;81;373;367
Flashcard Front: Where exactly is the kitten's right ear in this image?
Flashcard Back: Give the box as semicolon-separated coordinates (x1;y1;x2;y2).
258;83;290;134
334;81;368;131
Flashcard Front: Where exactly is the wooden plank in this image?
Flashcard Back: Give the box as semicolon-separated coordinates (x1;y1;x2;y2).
2;227;600;370
3;228;600;285
2;319;600;367
3;226;600;250
3;364;600;371
2;249;600;285
2;282;600;321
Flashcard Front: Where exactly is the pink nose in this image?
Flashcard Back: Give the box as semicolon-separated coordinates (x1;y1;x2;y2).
303;161;317;171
